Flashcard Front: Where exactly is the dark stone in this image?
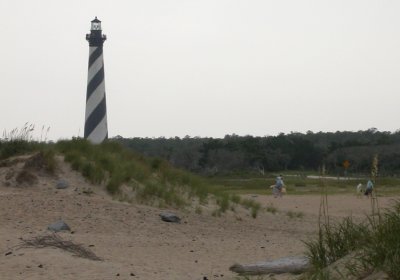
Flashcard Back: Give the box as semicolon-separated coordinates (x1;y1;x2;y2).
159;212;181;223
48;220;71;232
56;179;69;189
5;252;12;256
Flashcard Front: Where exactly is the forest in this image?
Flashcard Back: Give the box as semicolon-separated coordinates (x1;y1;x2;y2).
112;128;400;177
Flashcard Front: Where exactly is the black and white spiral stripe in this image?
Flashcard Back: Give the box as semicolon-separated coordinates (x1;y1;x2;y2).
84;46;108;143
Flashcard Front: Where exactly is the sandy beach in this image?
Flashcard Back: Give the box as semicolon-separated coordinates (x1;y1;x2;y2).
0;159;397;280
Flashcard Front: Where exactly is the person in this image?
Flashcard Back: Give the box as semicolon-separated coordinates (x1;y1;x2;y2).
356;183;363;197
365;179;374;197
273;175;284;198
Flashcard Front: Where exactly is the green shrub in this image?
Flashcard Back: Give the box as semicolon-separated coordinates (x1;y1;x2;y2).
362;202;400;279
231;194;241;204
150;158;162;170
137;180;186;208
100;141;123;154
106;175;123;194
98;154;115;173
217;194;230;213
251;206;259;218
64;151;84;171
305;200;400;278
125;161;150;182
0;140;38;159
241;198;261;218
305;217;370;271
81;162;105;184
39;149;57;174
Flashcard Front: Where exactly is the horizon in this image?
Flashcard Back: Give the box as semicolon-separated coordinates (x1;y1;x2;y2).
2;123;399;142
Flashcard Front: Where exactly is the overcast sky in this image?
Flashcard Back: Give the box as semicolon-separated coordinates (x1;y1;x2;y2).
1;0;399;141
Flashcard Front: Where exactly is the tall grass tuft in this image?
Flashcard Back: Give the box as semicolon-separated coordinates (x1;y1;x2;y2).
362;200;400;279
1;124;37;159
305;157;400;279
38;149;57;174
305;201;400;279
216;193;230;213
370;154;380;223
241;198;261;218
304;217;370;271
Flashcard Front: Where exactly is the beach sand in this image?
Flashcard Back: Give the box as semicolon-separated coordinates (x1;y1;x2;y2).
0;158;397;280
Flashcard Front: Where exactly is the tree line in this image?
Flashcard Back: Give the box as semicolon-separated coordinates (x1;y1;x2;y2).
112;128;400;176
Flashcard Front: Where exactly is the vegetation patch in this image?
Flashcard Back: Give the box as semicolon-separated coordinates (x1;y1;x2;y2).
114;129;400;176
304;200;400;279
240;198;261;218
54;139;260;215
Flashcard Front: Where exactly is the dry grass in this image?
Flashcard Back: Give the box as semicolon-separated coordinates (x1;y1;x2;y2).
16;234;102;261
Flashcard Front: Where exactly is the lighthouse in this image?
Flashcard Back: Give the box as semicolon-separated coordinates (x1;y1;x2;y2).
84;17;108;144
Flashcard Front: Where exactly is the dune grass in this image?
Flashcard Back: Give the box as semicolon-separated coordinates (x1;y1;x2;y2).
0;128;267;217
0;123;52;159
304;158;400;279
54;138;261;215
0;131;258;216
304;201;400;279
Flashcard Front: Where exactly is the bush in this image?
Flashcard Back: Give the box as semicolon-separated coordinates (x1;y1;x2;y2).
106;178;120;194
82;162;105;184
0;140;38;159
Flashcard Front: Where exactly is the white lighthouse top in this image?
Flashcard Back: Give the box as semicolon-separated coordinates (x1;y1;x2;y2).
86;17;106;46
91;17;101;31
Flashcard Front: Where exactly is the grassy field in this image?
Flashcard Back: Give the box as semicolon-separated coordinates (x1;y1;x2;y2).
210;175;400;196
